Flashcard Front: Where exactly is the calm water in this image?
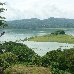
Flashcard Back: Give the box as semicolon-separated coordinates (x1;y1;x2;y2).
19;41;74;56
0;28;74;56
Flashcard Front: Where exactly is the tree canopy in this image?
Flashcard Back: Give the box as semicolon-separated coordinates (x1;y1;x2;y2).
0;2;7;28
51;30;65;35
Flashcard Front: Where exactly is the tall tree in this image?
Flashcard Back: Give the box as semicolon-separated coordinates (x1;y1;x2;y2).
0;2;7;37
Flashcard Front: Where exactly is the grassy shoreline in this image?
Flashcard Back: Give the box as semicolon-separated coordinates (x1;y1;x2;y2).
28;34;74;44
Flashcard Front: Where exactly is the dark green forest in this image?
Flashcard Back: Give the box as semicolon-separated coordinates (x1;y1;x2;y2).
7;17;74;29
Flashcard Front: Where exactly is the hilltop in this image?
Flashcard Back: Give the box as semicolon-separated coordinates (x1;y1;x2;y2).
6;17;74;29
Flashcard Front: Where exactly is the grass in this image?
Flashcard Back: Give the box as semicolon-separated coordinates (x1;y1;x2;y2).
4;64;51;74
28;34;74;43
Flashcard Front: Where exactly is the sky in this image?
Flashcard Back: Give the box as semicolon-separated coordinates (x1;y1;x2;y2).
0;0;74;20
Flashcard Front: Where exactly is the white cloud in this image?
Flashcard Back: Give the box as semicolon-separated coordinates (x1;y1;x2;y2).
1;0;74;20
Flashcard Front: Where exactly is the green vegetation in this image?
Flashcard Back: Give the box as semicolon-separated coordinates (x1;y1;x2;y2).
42;48;74;74
4;65;50;74
0;41;74;74
0;41;41;67
51;30;65;35
28;30;74;43
7;17;74;29
0;2;7;28
1;1;74;74
0;41;42;73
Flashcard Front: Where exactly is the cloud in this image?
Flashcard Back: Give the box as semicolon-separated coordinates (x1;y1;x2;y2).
1;0;74;20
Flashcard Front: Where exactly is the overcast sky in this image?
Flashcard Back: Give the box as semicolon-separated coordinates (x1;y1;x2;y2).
1;0;74;20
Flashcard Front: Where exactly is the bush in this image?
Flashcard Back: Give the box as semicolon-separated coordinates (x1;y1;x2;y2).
0;41;41;66
0;52;17;69
51;30;65;35
42;48;74;74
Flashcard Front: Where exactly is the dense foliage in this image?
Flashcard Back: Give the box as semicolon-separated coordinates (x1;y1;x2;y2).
0;41;74;74
7;17;74;29
42;48;74;74
0;41;41;68
51;30;65;35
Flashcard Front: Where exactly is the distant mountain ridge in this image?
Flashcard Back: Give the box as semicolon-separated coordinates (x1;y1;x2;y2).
6;17;74;29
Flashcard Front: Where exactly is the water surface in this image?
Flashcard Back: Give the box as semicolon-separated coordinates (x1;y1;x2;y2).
0;28;74;56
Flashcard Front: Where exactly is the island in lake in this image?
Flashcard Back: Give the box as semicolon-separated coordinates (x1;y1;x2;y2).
28;30;74;44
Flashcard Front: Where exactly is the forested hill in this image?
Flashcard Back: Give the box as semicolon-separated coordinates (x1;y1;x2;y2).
7;17;74;29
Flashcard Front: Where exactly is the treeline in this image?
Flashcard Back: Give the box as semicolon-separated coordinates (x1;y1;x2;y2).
0;41;74;74
6;17;74;29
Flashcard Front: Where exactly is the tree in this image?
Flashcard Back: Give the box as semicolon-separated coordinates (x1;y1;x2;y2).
0;2;7;37
51;30;65;35
0;2;7;73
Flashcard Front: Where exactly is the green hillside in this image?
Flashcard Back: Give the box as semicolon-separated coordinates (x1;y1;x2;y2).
6;17;74;29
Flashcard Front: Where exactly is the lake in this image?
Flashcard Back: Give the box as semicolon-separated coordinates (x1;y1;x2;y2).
0;28;74;56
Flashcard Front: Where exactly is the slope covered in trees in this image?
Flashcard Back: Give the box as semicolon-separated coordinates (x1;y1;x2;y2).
7;17;74;29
